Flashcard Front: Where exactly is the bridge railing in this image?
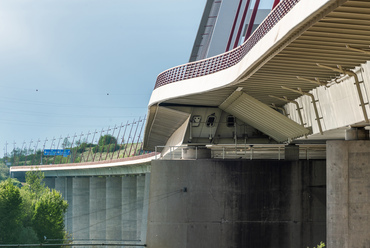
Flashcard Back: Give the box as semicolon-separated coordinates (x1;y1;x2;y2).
154;0;300;89
154;144;326;160
4;116;150;167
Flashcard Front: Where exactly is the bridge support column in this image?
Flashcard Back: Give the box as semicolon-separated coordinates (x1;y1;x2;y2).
136;175;145;240
72;177;90;241
121;176;137;240
327;140;370;248
90;177;106;241
106;176;122;241
140;173;150;243
66;178;73;237
54;177;68;235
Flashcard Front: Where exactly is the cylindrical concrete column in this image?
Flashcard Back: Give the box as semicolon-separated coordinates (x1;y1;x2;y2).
43;177;55;189
140;173;151;244
66;177;73;236
121;176;137;240
54;177;68;233
327;140;370;247
106;176;122;241
136;175;145;240
90;177;106;241
55;177;66;197
72;177;90;241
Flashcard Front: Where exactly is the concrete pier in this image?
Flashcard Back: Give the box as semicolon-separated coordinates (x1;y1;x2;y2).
90;177;106;240
146;159;326;248
327;140;370;248
43;174;148;246
73;177;90;240
121;176;137;240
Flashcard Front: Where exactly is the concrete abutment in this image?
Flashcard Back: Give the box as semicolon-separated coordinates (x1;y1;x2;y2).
146;159;326;248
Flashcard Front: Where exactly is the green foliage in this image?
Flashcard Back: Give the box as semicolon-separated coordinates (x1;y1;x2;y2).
0;179;23;243
61;138;71;149
98;134;117;146
308;241;325;248
92;135;120;154
76;142;87;153
0;163;9;182
0;171;68;245
24;170;47;199
54;156;65;164
92;144;120;153
32;189;68;242
17;227;39;244
9;178;23;188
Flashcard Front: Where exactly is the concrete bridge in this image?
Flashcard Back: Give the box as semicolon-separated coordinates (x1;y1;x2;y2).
11;153;155;247
11;0;370;247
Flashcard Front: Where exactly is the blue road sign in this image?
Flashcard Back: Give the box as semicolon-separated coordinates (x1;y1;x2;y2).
44;149;71;157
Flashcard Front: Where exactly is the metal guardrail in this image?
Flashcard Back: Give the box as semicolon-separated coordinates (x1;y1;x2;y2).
154;144;326;160
154;0;300;89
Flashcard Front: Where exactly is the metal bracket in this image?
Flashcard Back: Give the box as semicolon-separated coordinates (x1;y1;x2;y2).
296;76;328;87
270;103;288;117
269;95;306;127
346;45;370;55
281;86;323;135
317;63;369;123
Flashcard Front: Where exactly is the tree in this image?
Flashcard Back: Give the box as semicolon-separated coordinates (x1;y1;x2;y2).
61;138;71;149
23;170;68;244
0;179;23;243
98;134;117;146
32;189;68;243
0;170;68;246
23;170;47;199
0;163;9;182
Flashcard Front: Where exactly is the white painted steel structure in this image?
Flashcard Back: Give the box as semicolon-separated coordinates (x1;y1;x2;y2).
10;153;156;177
144;0;370;151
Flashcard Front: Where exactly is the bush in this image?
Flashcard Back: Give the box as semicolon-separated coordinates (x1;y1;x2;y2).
308;242;325;248
98;135;117;146
92;144;120;153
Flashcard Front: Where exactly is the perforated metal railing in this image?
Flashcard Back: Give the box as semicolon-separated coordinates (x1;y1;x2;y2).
154;144;326;160
154;0;300;89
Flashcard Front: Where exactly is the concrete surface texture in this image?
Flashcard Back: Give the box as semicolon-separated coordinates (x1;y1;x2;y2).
146;159;326;248
43;174;149;246
327;140;370;248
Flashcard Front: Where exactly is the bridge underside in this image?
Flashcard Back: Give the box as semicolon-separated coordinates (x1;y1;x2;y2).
144;0;370;150
162;0;370;106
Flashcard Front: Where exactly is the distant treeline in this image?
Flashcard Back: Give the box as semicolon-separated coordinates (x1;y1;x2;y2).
5;135;146;166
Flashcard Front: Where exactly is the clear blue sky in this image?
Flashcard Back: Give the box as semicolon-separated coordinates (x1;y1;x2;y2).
0;0;206;156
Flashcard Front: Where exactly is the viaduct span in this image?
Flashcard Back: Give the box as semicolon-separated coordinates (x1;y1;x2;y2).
11;0;370;247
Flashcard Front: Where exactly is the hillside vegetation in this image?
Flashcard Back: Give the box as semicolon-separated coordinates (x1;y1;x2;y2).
5;135;146;166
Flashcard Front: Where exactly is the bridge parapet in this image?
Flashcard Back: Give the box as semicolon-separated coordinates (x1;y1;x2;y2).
10;152;158;179
154;0;300;89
